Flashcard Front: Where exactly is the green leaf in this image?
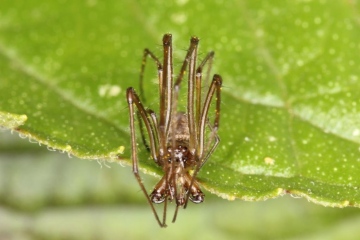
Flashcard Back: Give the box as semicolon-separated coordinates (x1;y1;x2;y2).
1;0;360;208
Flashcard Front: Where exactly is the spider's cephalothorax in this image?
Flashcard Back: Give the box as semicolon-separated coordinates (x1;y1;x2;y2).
126;34;222;227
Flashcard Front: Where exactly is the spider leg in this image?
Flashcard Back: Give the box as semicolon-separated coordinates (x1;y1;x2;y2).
198;74;222;161
126;87;166;228
137;49;163;153
199;52;220;165
139;48;163;101
184;74;222;209
195;51;215;130
162;194;168;226
201;121;220;168
159;34;173;150
137;111;151;152
172;204;180;223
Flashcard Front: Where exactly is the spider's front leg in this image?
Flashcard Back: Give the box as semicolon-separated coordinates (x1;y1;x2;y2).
126;87;166;228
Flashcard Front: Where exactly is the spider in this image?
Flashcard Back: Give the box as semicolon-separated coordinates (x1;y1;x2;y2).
126;34;222;227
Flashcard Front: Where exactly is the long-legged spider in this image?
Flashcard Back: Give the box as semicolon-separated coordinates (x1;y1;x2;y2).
126;34;222;227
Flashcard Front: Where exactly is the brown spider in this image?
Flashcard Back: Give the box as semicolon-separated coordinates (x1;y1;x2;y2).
126;34;222;227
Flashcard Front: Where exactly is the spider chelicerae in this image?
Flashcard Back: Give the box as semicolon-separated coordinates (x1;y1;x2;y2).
126;34;222;227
